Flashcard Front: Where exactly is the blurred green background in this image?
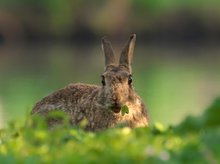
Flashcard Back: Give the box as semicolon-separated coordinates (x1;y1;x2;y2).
0;0;220;127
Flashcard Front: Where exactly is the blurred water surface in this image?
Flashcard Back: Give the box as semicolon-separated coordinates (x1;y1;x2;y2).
0;43;220;126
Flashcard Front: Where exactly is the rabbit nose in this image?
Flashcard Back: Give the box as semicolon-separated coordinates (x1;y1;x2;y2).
112;98;121;107
112;97;118;103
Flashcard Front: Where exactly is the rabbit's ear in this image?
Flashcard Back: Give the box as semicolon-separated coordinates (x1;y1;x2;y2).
101;37;116;69
119;34;136;73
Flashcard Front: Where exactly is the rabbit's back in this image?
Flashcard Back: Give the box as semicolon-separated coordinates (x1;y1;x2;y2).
32;83;100;116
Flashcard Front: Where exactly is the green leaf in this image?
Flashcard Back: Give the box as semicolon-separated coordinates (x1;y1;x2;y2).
121;105;129;116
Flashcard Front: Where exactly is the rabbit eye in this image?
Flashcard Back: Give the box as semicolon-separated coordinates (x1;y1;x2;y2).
101;75;106;86
128;75;132;85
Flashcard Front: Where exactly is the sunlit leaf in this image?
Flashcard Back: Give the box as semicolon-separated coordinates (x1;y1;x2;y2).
121;105;129;116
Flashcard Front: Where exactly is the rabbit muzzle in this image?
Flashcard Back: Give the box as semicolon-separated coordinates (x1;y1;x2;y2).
111;103;121;113
109;97;123;113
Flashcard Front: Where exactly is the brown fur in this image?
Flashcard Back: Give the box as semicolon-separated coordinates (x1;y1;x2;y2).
31;34;149;131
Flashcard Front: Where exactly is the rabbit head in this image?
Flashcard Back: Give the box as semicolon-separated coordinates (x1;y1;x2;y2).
98;34;137;113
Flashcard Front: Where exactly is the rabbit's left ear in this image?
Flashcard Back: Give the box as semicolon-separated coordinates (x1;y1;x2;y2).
101;37;116;70
119;34;136;73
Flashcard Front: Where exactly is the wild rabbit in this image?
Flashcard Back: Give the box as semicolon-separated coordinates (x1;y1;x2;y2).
31;34;149;131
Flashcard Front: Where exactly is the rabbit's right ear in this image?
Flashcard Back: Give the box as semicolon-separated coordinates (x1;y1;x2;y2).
101;37;116;69
119;34;136;73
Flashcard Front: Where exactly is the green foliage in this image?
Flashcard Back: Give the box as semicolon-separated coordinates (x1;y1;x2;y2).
176;97;220;132
121;105;129;116
0;98;220;163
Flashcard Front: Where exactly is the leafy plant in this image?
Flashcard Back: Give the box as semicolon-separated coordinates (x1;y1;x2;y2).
0;98;220;163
